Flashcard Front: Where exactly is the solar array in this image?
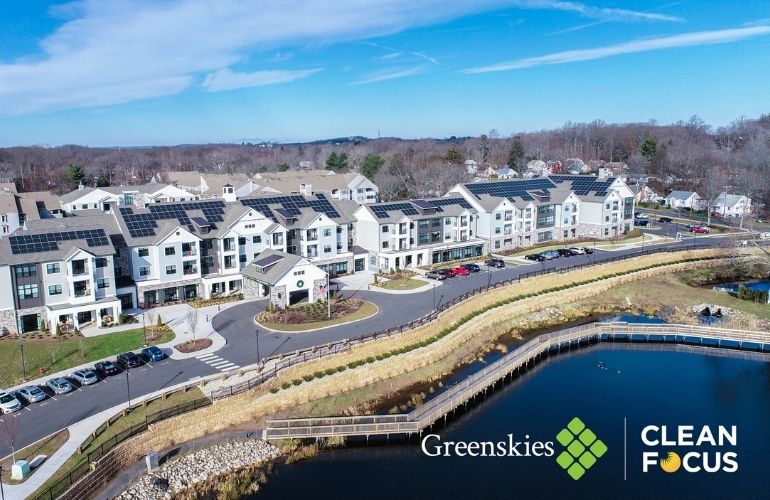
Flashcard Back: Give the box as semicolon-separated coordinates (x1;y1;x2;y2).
190;216;211;228
240;194;340;223
549;175;614;197
119;201;226;238
9;229;110;255
464;178;558;202
371;198;473;219
254;254;284;268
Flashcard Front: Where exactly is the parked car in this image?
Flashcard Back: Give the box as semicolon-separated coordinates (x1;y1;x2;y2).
442;268;457;278
634;212;649;219
0;391;23;414
568;247;585;255
759;232;770;239
94;360;120;377
484;258;505;268
659;217;673;223
556;248;574;257
452;266;471;276
636;220;649;227
689;225;711;234
117;352;142;369
142;346;165;362
755;217;767;224
710;212;722;218
15;385;47;403
425;270;446;280
681;207;692;212
46;377;74;395
582;247;594;254
542;250;561;260
461;263;481;272
71;368;99;385
524;253;545;261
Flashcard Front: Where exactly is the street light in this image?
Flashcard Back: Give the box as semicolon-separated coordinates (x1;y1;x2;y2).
255;329;260;364
19;337;27;381
142;313;147;345
125;369;132;407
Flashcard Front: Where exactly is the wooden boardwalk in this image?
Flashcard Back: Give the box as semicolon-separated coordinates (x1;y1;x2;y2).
263;322;770;440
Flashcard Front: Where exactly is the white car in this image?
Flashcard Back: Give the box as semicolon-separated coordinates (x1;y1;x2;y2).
71;369;99;386
759;232;770;240
635;213;649;219
0;391;23;414
568;247;586;254
15;385;47;403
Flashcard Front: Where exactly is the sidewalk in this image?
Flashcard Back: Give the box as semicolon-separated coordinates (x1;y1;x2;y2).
4;301;238;394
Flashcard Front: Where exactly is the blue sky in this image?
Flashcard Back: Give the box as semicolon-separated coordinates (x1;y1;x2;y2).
1;0;769;146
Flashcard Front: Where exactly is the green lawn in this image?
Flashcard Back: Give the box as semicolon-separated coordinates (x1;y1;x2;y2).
0;429;69;484
378;278;427;290
0;328;175;387
258;301;379;332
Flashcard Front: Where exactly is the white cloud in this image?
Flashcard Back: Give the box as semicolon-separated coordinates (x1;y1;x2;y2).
0;0;683;115
411;51;439;65
463;25;770;73
203;68;323;92
350;66;424;85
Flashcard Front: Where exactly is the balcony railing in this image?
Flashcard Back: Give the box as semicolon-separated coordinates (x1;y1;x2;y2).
72;266;88;276
182;249;197;257
183;267;198;275
74;288;91;297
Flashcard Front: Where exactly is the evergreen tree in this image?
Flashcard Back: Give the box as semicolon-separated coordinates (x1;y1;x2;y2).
361;153;384;179
444;146;464;164
507;136;525;172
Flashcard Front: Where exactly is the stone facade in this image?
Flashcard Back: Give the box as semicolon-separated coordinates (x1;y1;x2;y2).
0;308;17;336
242;276;262;301
270;284;287;308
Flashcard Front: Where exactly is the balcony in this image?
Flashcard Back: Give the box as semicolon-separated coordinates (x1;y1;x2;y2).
74;284;90;297
72;261;88;276
183;266;198;275
182;249;197;257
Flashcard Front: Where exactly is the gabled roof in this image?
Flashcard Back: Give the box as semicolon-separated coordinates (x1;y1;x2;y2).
666;190;699;200
0;223;115;266
241;248;305;286
713;193;747;206
361;197;475;223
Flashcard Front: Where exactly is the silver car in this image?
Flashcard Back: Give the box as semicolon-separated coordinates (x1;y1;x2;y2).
71;369;99;386
15;385;47;403
46;377;74;395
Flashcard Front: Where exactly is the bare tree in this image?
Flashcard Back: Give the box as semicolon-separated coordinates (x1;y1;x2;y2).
185;309;200;343
0;416;18;463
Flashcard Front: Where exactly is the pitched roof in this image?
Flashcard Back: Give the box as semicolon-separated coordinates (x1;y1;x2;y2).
362;196;475;223
714;193;746;206
241;248;304;286
666;190;698;200
0;223;115;266
252;170;372;195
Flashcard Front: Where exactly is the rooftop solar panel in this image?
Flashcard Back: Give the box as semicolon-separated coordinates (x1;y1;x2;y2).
253;254;283;268
190;216;210;227
8;229;110;255
411;199;436;210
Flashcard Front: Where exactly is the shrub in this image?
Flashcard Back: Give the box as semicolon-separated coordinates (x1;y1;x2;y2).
270;388;280;394
281;382;291;390
292;379;302;386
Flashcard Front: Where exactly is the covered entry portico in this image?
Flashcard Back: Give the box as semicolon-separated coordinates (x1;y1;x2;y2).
242;249;327;309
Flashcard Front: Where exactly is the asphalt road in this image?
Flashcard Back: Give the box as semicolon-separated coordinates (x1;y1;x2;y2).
0;234;731;458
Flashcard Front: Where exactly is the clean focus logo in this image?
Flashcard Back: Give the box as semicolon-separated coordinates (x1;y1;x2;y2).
421;417;606;481
641;425;738;474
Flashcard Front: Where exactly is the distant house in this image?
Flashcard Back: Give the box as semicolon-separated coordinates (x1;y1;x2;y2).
496;167;518;179
156;172;256;200
633;184;660;204
252;169;379;204
60;183;198;213
0;184;65;236
665;191;704;210
464;160;479;176
711;193;752;217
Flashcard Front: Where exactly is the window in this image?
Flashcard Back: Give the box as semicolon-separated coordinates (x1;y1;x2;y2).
245;223;255;229
495;213;501;220
431;218;441;227
95;257;108;268
323;228;332;237
15;264;37;277
223;238;235;251
419;234;429;244
48;284;62;296
324;245;332;253
17;284;39;300
138;248;149;257
2;226;6;234
605;216;610;222
81;204;88;210
495;227;501;234
46;263;60;274
272;233;283;245
97;278;110;289
182;242;196;256
445;233;451;240
164;246;176;256
239;254;247;263
238;237;246;245
224;255;235;269
495;240;501;249
165;265;177;274
604;228;609;236
445;218;452;226
536;205;556;229
382;225;389;233
419;220;430;228
537;231;553;243
605;203;610;209
74;281;89;297
139;266;150;277
382;241;389;249
252;235;261;244
294;270;305;276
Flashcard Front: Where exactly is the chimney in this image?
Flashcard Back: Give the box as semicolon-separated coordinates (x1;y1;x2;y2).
299;183;313;196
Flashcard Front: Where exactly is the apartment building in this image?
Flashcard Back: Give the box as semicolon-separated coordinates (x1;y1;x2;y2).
448;178;581;251
354;197;483;271
252;169;379;204
60;183;198;214
0;221;121;335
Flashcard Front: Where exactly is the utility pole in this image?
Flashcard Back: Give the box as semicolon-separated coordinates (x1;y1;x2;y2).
125;369;132;407
19;338;27;381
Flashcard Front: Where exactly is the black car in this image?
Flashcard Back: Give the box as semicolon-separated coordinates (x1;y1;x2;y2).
461;263;481;272
636;220;649;226
659;216;673;223
484;258;505;268
557;248;574;257
582;247;594;254
525;253;546;261
116;352;142;369
94;360;120;377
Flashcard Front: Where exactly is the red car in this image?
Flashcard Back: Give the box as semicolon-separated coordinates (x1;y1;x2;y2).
443;268;457;278
689;225;711;234
452;266;471;276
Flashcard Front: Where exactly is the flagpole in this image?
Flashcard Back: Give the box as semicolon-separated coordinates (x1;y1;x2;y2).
326;273;331;318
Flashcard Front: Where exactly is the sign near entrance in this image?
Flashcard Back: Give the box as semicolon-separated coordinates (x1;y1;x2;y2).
296;280;304;287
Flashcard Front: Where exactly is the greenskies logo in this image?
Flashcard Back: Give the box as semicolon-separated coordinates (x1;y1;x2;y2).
555;417;608;480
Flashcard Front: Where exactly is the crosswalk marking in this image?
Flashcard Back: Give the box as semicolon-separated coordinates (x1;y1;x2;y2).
195;353;240;372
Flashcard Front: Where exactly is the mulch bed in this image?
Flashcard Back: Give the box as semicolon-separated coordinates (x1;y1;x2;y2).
258;299;364;325
175;338;213;353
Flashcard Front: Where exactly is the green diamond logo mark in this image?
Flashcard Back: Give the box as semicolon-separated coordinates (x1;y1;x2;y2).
555;418;607;480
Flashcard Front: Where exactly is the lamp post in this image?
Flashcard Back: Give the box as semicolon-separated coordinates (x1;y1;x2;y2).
142;312;147;345
125;369;132;407
19;337;27;381
255;328;260;364
432;283;437;309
